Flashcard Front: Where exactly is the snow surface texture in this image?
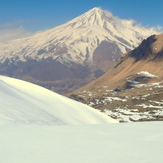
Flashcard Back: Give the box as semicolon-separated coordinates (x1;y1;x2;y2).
0;7;161;65
0;75;117;125
1;122;163;163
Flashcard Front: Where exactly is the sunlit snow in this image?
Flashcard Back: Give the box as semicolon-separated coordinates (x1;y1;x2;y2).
137;71;158;78
0;76;163;162
0;75;117;125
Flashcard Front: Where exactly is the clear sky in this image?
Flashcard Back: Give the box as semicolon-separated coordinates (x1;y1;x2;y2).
0;0;163;42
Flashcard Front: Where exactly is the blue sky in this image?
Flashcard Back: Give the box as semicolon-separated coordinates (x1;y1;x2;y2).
0;0;163;42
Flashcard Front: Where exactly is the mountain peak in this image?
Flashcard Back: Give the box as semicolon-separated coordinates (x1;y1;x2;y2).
89;7;102;11
0;8;160;64
89;7;112;15
76;7;113;26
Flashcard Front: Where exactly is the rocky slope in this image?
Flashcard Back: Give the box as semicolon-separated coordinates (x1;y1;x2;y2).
0;7;160;94
69;33;163;122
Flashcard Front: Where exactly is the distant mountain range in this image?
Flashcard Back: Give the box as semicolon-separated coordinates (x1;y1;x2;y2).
69;33;163;122
0;7;160;94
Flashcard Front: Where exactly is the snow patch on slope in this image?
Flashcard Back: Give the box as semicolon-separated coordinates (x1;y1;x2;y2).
137;71;158;78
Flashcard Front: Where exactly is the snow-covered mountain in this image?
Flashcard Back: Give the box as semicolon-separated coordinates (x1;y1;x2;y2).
0;7;159;63
0;7;160;94
0;75;117;125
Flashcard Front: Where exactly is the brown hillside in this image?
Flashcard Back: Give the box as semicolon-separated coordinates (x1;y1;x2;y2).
68;33;163;122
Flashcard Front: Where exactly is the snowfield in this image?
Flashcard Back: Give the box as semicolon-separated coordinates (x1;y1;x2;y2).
0;76;163;163
1;122;163;163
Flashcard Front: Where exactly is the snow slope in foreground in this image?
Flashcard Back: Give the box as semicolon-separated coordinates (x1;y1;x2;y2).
0;75;117;125
1;122;163;163
0;76;163;163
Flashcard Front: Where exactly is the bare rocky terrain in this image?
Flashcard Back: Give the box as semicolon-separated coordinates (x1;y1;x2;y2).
68;34;163;122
